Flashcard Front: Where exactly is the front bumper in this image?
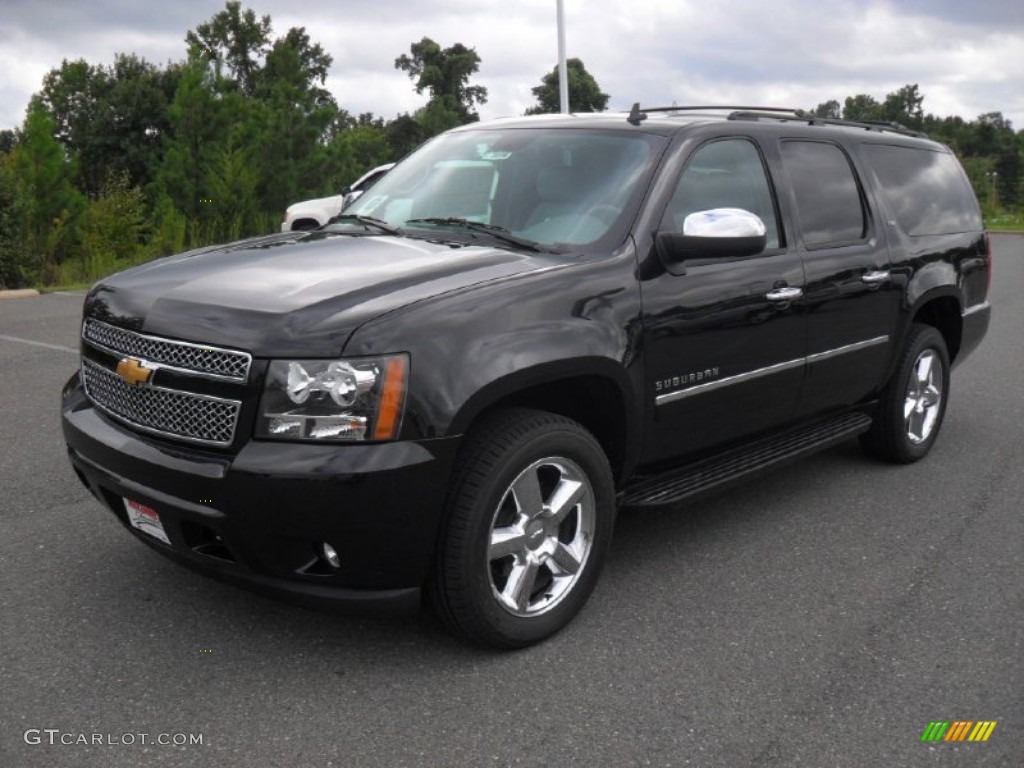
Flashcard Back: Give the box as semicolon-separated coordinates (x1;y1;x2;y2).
61;374;460;616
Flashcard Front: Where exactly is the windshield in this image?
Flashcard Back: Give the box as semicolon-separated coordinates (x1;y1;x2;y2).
338;127;667;250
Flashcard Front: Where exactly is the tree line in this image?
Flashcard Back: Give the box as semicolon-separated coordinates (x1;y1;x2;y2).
0;1;1018;289
0;2;603;289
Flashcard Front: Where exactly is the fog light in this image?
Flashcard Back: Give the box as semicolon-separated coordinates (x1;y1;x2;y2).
321;542;341;569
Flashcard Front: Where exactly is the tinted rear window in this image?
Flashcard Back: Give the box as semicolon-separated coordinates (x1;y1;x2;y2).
780;141;866;247
862;144;982;235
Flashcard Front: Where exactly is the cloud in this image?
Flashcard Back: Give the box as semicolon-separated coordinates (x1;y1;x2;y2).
1;0;1021;133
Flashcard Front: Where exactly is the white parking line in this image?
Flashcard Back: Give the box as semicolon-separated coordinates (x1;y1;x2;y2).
0;334;78;354
51;291;86;297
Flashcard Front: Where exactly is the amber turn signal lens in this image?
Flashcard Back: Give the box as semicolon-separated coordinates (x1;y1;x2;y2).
373;356;407;440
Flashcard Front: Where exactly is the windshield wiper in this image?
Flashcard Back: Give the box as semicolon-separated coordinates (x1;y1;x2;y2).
404;217;555;253
327;214;404;236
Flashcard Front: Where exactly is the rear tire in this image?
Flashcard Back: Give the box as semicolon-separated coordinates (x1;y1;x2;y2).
860;323;950;463
430;408;615;649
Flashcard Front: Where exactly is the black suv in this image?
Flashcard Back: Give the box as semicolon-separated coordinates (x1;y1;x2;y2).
61;106;991;648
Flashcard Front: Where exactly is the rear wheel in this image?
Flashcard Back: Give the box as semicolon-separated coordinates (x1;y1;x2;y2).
431;408;615;648
861;323;950;463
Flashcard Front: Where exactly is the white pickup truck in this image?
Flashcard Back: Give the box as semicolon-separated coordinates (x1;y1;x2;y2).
281;163;394;232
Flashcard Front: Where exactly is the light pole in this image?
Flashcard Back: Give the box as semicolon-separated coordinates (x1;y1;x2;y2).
557;0;569;113
986;171;999;212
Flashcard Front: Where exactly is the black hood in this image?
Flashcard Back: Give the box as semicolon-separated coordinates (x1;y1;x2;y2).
84;231;562;357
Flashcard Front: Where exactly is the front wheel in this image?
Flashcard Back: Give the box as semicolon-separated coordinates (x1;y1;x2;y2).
861;323;950;463
430;409;615;649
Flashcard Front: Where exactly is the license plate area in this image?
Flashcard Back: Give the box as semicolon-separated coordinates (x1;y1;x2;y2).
123;498;171;545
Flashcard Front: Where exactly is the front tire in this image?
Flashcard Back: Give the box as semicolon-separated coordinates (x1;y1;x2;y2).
861;323;950;463
431;408;615;649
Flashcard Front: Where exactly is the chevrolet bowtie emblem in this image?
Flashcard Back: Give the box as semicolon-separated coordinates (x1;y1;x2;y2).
116;357;154;386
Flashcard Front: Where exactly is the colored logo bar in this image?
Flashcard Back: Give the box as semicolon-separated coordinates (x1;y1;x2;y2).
921;721;997;742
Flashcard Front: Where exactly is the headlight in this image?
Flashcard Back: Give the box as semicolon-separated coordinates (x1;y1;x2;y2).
256;354;408;441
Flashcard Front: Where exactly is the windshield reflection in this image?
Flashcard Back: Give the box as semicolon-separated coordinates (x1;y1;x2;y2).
338;128;666;250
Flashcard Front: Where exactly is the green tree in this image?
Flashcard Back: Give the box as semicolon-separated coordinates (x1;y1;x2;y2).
38;55;180;195
943;112;1020;210
38;59;112;194
386;113;428;160
810;99;841;119
205;138;260;241
155;57;235;225
842;94;882;122
923;114;970;152
879;83;924;129
413;99;464;136
10;99;84;280
964;112;1014;156
255;26;332;100
0;157;30;288
959;156;999;214
180;5;342;214
525;58;609;115
185;0;271;97
78;170;148;280
327;119;392;190
149;194;188;257
395;37;488;129
105;55;182;191
0;129;19;155
250;26;337;211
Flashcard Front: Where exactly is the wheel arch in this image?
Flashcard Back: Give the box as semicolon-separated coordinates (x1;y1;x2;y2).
448;359;638;485
289;217;322;231
908;290;962;362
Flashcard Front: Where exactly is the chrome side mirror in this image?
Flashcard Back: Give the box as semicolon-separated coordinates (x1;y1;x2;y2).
657;208;768;264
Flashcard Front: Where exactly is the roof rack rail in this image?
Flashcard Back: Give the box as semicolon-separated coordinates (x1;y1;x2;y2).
624;103;929;138
626;103;801;125
852;118;929;138
728;110;928;138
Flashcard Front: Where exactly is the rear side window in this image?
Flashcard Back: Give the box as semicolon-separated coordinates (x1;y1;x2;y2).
780;141;866;247
861;144;982;235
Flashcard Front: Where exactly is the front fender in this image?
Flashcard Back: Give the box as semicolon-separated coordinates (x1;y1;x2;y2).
342;247;645;445
448;354;636;434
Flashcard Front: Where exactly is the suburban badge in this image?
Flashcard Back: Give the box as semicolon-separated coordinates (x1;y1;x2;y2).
656;367;720;393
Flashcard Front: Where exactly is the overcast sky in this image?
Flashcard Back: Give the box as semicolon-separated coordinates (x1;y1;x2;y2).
1;0;1022;133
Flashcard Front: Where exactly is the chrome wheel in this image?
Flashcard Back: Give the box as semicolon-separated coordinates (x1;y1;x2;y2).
860;323;950;464
432;408;613;648
487;456;595;617
904;349;943;444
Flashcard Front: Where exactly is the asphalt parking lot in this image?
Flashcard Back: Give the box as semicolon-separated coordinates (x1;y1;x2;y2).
1;236;1021;768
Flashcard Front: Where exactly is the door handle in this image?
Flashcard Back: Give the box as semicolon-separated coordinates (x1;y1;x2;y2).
862;270;890;285
765;286;803;301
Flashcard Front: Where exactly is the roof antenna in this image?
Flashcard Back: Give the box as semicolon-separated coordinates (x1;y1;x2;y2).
627;102;648;126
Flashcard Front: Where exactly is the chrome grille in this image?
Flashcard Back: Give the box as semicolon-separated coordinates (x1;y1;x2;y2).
82;358;241;446
83;319;251;382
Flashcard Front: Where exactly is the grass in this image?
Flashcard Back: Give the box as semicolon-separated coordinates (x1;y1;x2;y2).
36;283;94;293
985;212;1024;232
